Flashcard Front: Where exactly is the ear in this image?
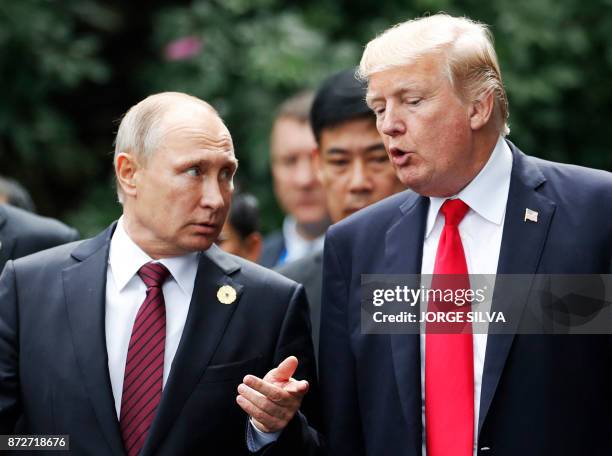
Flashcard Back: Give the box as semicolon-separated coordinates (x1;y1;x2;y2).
244;232;263;263
312;147;323;183
115;152;141;199
469;90;495;131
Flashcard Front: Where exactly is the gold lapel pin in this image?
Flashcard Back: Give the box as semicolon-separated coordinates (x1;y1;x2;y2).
217;285;237;305
524;208;538;223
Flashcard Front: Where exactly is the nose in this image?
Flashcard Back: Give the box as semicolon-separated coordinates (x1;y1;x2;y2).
200;178;226;212
348;159;373;194
379;105;405;138
294;155;317;188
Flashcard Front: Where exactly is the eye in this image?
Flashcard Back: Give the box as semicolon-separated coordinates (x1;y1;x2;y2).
186;166;201;177
370;154;389;164
219;167;234;181
405;98;422;106
373;106;386;116
328;159;350;167
280;156;298;167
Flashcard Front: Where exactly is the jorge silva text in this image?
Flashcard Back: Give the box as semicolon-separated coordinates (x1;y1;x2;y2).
372;311;507;323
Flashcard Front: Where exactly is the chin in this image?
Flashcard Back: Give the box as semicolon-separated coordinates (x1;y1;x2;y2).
182;237;215;253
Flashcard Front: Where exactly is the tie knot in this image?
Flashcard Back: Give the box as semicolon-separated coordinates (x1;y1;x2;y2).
440;199;470;226
137;262;171;289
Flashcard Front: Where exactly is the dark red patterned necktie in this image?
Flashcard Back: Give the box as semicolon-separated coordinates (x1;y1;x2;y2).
120;262;170;456
426;199;474;456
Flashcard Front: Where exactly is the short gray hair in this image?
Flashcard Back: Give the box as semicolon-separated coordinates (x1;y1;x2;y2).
359;14;509;136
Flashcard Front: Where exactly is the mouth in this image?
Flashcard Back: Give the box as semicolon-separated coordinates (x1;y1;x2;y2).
389;147;412;166
191;222;219;235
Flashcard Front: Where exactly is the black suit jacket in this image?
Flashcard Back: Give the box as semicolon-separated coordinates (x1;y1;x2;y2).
0;223;321;455
0;204;79;273
259;231;285;268
319;142;612;456
276;250;323;363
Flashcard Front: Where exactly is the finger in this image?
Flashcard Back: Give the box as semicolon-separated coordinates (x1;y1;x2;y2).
237;383;291;420
284;379;309;396
243;375;288;404
271;356;298;382
235;395;283;433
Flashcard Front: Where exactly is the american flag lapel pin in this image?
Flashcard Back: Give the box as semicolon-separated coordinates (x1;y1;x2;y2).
524;208;538;223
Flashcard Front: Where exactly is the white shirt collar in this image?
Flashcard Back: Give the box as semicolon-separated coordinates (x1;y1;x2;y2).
281;216;325;261
425;136;513;238
108;217;200;297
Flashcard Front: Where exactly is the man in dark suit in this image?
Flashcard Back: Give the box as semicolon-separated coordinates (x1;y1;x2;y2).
260;91;329;268
0;203;79;273
278;68;403;358
319;13;611;456
0;92;320;455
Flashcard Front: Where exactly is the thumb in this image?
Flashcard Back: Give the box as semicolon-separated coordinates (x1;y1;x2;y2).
271;356;298;382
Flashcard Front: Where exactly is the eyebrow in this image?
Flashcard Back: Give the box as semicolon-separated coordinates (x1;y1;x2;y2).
325;148;350;156
179;155;238;169
366;85;422;106
364;143;386;153
324;143;386;156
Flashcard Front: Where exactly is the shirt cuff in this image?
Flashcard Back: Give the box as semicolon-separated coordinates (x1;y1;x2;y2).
246;417;281;452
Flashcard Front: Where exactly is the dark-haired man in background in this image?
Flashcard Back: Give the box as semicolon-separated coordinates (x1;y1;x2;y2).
218;193;263;262
278;68;404;359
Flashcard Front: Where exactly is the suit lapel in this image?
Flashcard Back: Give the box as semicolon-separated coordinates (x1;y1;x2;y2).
62;224;126;456
386;193;428;440
478;144;556;433
142;245;243;456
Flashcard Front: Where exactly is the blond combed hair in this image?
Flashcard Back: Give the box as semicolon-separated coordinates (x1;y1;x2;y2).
359;13;509;136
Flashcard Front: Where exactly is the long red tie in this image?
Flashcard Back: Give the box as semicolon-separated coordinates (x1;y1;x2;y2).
426;199;474;456
120;262;170;456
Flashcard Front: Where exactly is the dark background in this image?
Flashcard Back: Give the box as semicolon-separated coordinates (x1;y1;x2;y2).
1;0;610;236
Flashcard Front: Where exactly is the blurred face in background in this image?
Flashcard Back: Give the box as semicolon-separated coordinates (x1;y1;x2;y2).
270;117;328;229
117;107;237;258
217;221;262;262
314;117;404;223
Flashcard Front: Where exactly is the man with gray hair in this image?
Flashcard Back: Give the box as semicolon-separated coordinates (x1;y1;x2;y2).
0;92;321;455
319;13;611;456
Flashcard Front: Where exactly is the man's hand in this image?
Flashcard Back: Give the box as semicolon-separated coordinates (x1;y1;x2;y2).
236;356;309;433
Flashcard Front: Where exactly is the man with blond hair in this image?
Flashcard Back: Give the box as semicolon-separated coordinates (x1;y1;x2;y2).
319;14;611;456
0;92;322;455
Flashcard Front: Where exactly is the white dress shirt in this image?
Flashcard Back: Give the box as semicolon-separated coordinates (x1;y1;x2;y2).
106;217;198;418
106;217;272;451
282;216;325;263
420;137;513;455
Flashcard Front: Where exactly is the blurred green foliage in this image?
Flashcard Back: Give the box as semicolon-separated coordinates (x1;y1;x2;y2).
0;0;610;237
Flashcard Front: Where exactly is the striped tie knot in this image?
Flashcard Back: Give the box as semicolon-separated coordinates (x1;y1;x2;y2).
137;262;170;289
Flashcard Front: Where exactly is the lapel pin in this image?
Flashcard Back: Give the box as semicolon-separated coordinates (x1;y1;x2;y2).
524;208;538;223
217;284;237;305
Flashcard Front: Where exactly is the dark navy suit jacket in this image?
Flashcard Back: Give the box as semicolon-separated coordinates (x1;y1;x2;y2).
0;224;321;455
319;142;612;456
0;204;79;273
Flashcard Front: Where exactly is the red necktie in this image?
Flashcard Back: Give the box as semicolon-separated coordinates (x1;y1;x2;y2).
425;199;474;456
120;262;170;456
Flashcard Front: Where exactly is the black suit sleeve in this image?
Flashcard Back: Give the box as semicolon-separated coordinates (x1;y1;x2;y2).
318;234;366;456
0;261;21;433
260;284;324;456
